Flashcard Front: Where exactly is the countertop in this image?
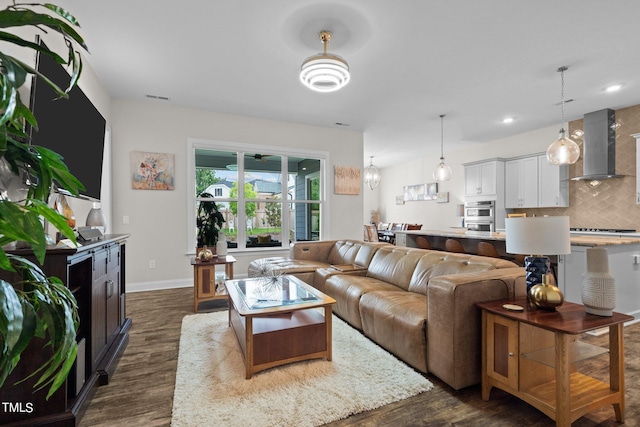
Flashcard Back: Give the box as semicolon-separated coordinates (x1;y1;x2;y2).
395;229;640;247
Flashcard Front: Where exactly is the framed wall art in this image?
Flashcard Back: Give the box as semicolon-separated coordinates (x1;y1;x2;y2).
403;182;438;201
130;151;175;190
334;166;361;195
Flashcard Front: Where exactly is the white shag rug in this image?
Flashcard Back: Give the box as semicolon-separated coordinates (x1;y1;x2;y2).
171;310;433;427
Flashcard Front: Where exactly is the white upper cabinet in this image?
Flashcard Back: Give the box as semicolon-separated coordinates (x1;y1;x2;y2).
505;157;538;208
465;160;501;197
538;154;569;207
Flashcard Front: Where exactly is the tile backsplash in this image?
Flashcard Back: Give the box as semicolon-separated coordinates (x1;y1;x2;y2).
519;103;639;230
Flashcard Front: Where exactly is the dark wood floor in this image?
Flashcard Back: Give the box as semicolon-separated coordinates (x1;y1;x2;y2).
79;287;639;427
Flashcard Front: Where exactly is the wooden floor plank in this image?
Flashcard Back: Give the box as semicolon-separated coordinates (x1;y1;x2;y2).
79;287;640;427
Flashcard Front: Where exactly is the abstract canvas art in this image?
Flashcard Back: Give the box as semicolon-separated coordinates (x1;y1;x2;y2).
130;151;175;190
334;166;361;195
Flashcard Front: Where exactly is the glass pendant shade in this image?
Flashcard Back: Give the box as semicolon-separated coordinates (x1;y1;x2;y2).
546;129;580;165
300;31;350;93
433;114;452;182
364;157;380;190
433;159;452;181
547;66;580;165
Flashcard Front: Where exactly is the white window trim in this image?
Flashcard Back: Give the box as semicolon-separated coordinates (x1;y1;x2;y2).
186;137;330;255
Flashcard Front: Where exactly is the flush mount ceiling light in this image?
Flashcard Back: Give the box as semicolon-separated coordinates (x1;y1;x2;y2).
364;156;380;190
546;66;580;165
300;31;350;93
433;114;452;182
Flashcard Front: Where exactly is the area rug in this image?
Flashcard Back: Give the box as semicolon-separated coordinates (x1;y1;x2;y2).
171;311;433;427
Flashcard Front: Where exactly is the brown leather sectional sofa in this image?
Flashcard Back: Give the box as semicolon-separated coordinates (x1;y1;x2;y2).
248;239;526;390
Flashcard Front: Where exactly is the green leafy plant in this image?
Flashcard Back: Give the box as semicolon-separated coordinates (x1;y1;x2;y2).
196;192;225;247
0;2;88;398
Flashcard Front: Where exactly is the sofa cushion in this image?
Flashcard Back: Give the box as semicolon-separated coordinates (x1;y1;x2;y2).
408;254;498;295
326;240;383;267
366;247;425;291
324;275;399;330
359;291;428;372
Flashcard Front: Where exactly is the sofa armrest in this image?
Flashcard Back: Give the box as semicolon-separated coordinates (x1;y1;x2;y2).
426;267;525;390
289;240;337;262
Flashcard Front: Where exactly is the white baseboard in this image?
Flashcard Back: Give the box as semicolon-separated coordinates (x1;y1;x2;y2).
127;278;192;293
127;273;249;293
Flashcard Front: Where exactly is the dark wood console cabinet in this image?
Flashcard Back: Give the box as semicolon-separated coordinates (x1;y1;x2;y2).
0;235;131;426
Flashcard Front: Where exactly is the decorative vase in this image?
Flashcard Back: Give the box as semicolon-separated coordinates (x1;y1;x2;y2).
524;255;550;301
530;273;564;310
216;231;227;256
54;194;76;228
197;245;214;262
86;202;107;234
581;247;616;316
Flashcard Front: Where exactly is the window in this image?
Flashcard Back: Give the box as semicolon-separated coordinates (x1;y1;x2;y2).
187;139;328;253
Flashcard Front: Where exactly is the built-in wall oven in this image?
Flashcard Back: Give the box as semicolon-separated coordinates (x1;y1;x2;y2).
464;200;495;232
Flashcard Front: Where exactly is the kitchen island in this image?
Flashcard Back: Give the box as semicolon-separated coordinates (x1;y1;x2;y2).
395;229;640;318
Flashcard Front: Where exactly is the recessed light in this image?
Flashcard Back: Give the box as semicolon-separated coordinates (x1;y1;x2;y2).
502;117;514;124
334;122;350;127
604;84;622;93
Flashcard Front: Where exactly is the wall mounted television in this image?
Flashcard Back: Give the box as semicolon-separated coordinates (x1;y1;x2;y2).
28;40;106;201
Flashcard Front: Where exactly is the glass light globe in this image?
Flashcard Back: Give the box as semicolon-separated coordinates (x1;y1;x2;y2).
546;129;580;165
364;164;380;190
433;159;452;182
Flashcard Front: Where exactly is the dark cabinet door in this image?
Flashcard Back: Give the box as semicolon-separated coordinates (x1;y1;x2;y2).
91;247;108;370
105;246;121;343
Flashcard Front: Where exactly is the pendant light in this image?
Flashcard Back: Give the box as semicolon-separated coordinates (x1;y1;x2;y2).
364;156;380;190
433;114;452;182
300;31;350;93
546;66;580;165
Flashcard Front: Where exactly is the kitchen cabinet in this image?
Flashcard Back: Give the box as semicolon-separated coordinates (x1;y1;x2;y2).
504;153;568;208
464;159;504;197
538;154;569;207
505;156;538;208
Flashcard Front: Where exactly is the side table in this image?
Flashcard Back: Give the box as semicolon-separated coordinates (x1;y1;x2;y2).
478;298;633;426
191;255;236;311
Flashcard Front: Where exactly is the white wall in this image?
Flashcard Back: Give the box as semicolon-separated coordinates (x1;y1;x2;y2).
109;99;364;290
370;126;559;229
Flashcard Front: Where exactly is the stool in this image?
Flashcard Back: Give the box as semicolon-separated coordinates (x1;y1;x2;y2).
445;239;464;253
477;241;500;258
416;236;430;249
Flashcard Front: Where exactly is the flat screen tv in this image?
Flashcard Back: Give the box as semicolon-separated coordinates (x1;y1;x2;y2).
29;41;106;201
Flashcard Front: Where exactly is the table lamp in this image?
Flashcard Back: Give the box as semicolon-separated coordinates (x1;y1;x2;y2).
505;216;571;303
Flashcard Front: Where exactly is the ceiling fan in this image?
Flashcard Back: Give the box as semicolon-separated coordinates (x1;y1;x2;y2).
241;153;273;161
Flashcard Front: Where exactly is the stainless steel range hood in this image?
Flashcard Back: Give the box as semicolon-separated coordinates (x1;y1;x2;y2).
571;108;622;181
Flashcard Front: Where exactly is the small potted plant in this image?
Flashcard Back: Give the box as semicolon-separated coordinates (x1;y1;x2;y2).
196;192;225;259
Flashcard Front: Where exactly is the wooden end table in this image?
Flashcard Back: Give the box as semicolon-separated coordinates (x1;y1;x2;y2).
191;255;236;311
478;298;633;426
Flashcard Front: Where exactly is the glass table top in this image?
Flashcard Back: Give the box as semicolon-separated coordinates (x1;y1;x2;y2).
230;276;321;310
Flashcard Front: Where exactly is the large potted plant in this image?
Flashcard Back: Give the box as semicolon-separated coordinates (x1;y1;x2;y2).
196;192;225;257
0;2;88;399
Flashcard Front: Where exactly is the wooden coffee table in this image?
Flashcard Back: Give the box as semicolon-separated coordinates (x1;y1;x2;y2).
226;275;336;379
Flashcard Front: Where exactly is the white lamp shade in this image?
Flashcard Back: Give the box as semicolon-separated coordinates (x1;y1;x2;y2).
505;216;571;255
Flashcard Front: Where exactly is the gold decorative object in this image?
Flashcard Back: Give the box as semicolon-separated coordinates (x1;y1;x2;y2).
530;273;564;310
197;245;214;262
